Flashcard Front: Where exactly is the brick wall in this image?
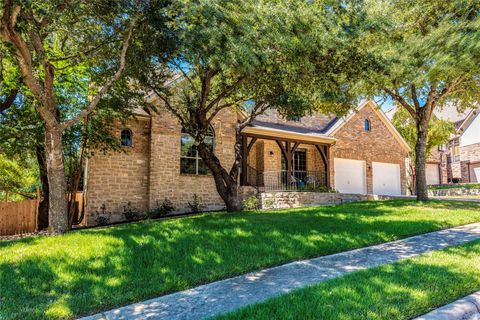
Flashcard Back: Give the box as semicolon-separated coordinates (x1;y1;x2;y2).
85;117;151;224
460;142;480;182
148;108;237;213
330;103;408;194
427;148;448;184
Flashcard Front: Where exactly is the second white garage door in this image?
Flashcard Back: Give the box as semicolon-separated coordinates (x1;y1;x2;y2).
426;163;440;185
372;162;401;195
334;158;366;194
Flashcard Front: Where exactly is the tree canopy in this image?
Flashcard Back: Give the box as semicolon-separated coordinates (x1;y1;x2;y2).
133;0;372;210
391;107;454;160
354;0;480;199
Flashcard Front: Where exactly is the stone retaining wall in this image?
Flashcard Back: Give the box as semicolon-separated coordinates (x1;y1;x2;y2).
428;188;480;197
258;192;407;210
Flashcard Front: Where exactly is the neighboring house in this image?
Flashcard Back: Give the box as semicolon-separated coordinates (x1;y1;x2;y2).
83;100;410;225
386;104;480;185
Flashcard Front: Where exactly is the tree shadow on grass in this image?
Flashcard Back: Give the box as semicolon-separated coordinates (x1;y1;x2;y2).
219;242;480;320
1;201;480;319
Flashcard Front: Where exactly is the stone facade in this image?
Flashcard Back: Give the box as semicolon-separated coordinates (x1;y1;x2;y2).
85;117;151;224
330;103;408;194
85;101;408;225
85;108;238;225
427;148;448;184
147;108;237;213
428;187;480;197
259;192;410;210
460;143;480;182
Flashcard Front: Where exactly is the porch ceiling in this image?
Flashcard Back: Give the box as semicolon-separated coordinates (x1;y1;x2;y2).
242;126;336;145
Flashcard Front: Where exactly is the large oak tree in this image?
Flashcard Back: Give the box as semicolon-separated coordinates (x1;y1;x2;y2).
359;0;480;200
0;0;137;233
137;0;369;210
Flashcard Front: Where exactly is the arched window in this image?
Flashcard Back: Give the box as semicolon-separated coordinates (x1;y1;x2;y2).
180;126;214;175
364;119;371;132
121;129;132;147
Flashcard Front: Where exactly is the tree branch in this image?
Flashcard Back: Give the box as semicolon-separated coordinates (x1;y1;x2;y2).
61;17;137;129
410;84;420;110
205;76;246;113
383;87;418;121
0;88;18;113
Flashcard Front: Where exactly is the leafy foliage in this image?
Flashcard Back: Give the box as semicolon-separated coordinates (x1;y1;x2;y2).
0;153;36;196
391;107;454;159
242;196;260;211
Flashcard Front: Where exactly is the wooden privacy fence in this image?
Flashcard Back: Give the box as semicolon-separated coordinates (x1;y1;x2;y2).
0;199;38;236
0;192;84;236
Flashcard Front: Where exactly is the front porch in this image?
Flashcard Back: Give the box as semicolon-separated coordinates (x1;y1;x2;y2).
240;128;335;192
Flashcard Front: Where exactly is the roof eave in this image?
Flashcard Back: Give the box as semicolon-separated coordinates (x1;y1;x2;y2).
242;126;337;145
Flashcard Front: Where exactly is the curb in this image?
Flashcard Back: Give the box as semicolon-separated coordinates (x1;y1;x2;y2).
414;292;480;320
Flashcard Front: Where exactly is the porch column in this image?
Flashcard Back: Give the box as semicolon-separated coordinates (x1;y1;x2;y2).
241;135;248;186
315;144;331;190
276;140;299;188
241;136;258;186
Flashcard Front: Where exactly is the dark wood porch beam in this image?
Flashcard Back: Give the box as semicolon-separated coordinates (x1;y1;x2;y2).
247;137;257;153
243;132;332;148
275;140;288;159
315;144;331;189
291;142;300;153
241;135;248;186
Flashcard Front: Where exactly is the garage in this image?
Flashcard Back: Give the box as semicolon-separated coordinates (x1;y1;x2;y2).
334;158;366;194
469;162;480;183
372;162;401;195
426;163;440;185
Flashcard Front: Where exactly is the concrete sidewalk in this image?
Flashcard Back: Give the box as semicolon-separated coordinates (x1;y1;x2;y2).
82;222;480;320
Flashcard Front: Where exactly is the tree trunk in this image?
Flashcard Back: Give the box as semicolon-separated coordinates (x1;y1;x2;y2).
197;142;242;212
35;144;49;230
415;117;429;201
44;124;69;233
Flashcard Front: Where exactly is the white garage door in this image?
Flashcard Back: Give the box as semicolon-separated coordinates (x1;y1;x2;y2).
426;163;440;185
334;158;366;194
372;162;401;195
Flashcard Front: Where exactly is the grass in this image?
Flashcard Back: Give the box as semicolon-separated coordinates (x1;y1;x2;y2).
2;200;480;319
217;238;480;320
429;183;480;190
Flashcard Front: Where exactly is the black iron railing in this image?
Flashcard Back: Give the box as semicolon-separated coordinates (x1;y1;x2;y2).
245;169;328;192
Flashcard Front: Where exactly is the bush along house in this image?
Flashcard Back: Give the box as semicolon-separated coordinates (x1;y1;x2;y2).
83;100;410;225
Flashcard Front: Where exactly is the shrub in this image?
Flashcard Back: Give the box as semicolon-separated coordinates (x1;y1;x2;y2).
123;202;139;221
188;194;203;213
429;183;480;190
263;198;275;210
243;195;259;210
149;199;175;219
95;204;111;226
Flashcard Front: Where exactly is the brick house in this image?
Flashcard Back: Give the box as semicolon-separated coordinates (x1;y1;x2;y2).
424;107;480;185
83;100;410;224
386;104;480;185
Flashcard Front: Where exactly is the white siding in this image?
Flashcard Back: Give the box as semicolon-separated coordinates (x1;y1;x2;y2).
460;113;480;147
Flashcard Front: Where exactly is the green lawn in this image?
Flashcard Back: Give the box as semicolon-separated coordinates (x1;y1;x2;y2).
2;200;480;319
217;238;480;320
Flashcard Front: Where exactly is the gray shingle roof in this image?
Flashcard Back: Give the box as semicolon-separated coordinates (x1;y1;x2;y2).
251;109;339;134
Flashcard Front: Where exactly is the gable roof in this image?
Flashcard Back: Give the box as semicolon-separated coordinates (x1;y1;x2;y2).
434;102;473;123
457;107;480;134
324;100;411;152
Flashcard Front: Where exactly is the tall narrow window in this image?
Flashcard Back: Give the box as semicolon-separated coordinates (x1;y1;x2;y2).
364;119;371;132
180;126;214;175
121;129;132;147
